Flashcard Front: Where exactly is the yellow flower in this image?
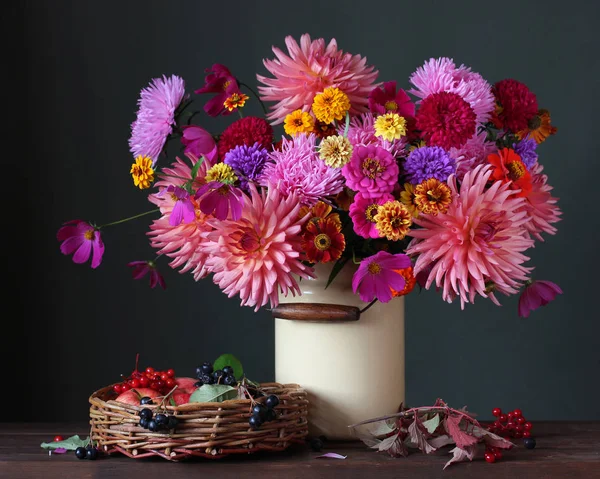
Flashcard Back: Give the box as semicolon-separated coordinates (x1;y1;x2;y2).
312;87;350;124
374;113;406;142
319;135;353;168
516;109;558;144
400;183;419;218
223;92;249;111
130;155;154;190
408;140;427;152
205;163;238;184
284;110;315;136
414;178;452;215
374;201;412;241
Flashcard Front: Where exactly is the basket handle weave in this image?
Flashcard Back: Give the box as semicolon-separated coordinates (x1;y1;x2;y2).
271;303;360;322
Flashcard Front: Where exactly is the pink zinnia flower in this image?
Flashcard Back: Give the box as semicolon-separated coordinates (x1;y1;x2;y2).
181;125;218;162
449;131;496;180
195;181;244;221
194;64;240;117
201;183;314;311
148;154;214;280
368;81;415;118
518;280;562;318
57;220;104;269
159;185;195;226
342;144;399;199
129;75;186;165
261;133;344;206
127;260;166;289
521;162;562;241
338;112;406;157
407;165;534;307
349;192;394;239
257;34;379;124
352;251;412;303
409;57;495;125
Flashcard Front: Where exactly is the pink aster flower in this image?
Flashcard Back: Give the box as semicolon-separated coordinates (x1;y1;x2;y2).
368;81;415;118
181;125;218;162
338;112;406;157
521;162;562;241
194;64;240;117
195;181;244;221
342;144;399;199
148;154;214;280
409;57;495;125
127;260;166;289
129;75;186;165
159;185;195;226
518;280;562;318
349;192;394;239
261;133;344;206
57;220;104;269
407;164;534;308
201;183;314;311
257;33;379;124
449;130;496;180
352;251;412;303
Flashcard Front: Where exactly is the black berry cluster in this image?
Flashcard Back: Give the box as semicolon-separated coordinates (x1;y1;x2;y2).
249;395;279;429
138;408;179;432
75;445;99;460
195;362;237;387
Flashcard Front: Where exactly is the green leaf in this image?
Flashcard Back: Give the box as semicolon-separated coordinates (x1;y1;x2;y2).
213;353;244;380
189;156;205;181
422;414;440;434
325;257;349;289
169;397;177;407
189;384;237;403
41;435;90;451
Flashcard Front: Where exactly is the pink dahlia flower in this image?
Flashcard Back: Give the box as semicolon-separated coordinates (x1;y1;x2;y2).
342;144;399;199
349;192;394;239
57;220;104;269
521;162;562;241
127;260;166;289
406;164;534;307
409;57;495;125
148;154;214;280
449;130;496;180
368;81;415;118
338;112;406;157
129;75;186;165
257;34;379;124
201;183;314;311
194;64;240;117
518;280;562;318
181;125;218;163
261;133;344;206
352;251;412;303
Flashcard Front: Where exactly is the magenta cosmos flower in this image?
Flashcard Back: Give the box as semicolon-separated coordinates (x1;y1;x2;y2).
195;181;244;221
342;144;399;199
518;280;562;318
159;185;195;227
57;220;105;269
349;192;394;239
127;260;166;289
368;81;415;118
194;64;240;117
180;125;218;162
352;251;412;303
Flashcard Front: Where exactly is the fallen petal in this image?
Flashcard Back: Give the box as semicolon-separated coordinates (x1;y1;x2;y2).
316;452;347;459
52;448;68;454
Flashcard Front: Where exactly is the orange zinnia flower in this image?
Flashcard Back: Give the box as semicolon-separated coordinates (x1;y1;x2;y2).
302;217;345;264
299;201;341;232
487;148;532;198
517;109;557;144
390;266;416;297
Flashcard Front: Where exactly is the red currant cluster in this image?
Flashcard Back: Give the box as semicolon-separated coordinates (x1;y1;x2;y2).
484;447;503;464
112;367;176;395
488;407;533;439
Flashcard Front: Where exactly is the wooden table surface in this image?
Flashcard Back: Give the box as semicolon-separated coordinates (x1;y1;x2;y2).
1;422;599;479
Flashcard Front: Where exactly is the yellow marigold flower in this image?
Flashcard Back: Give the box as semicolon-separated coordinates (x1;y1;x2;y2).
284;110;315;136
205;163;238;184
223;92;249;111
516;109;558;144
319;135;353;168
374;113;406;142
374;201;412;241
414;178;452;215
130;155;154;190
312;87;350;124
400;183;419;218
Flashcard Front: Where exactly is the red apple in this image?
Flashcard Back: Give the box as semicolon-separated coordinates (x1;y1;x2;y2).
172;391;191;405
114;387;160;405
175;377;198;394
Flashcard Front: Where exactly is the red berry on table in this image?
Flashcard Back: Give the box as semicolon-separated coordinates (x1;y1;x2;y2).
167;369;175;378
517;417;526;425
499;414;508;422
507;411;515;420
515;431;523;438
484;452;496;463
146;367;154;375
507;421;515;429
524;422;533;430
53;435;64;442
523;431;531;438
493;449;502;460
516;425;524;433
513;409;522;418
492;408;502;417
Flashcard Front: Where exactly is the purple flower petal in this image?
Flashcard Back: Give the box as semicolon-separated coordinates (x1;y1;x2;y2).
316;453;347;459
90;232;104;269
52;448;68;454
72;240;92;264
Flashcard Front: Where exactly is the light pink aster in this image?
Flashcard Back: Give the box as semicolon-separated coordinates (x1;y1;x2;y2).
201;183;314;311
261;133;344;206
409;58;495;125
342;144;399;199
129;75;186;165
147;154;214;280
521;162;562;241
449;130;497;180
338;112;407;157
406;164;534;307
257;34;379;124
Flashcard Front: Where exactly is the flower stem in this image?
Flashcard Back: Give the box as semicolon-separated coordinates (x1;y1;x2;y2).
239;81;268;115
98;209;159;229
360;299;378;314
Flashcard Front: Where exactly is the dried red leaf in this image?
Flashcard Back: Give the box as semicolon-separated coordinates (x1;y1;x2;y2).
444;414;479;449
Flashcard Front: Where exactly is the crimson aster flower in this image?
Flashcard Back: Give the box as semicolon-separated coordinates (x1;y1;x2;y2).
57;220;105;269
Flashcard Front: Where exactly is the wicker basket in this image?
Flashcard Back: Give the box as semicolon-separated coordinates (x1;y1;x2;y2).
89;382;309;460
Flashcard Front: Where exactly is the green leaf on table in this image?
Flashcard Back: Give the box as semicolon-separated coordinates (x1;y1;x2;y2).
325;257;349;289
189;384;237;403
422;414;440;434
41;435;90;451
213;353;244;380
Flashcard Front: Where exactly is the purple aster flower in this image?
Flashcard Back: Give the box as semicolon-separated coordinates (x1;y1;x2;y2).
403;146;456;184
342;144;399;199
195;181;244;220
127;260;166;289
513;137;538;170
224;142;269;190
159;185;195;226
129;75;186;165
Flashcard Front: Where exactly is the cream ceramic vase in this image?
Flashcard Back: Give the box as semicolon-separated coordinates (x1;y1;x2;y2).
274;262;405;440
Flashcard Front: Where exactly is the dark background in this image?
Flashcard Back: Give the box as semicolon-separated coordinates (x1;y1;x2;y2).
8;0;599;422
